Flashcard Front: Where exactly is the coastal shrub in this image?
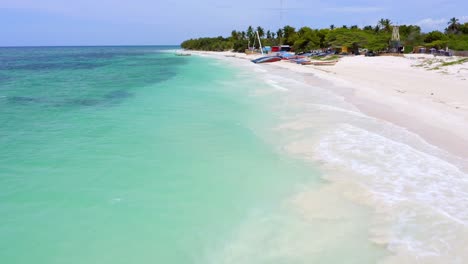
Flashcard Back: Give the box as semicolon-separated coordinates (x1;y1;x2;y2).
461;23;468;34
447;35;468;51
423;31;447;43
181;37;233;51
293;27;320;52
325;28;369;50
426;40;449;49
366;33;391;51
232;40;249;52
404;45;413;53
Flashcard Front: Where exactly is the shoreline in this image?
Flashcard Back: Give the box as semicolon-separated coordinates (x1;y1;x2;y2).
188;50;468;262
189;50;468;168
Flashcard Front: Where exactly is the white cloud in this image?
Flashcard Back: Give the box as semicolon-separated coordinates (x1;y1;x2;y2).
416;18;447;31
324;6;384;13
416;16;468;32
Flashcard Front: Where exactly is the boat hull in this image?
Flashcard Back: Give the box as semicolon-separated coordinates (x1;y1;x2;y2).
251;56;282;64
308;60;338;66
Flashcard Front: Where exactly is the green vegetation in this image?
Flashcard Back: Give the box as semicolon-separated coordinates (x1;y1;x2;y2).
412;57;468;71
181;18;468;53
179;37;234;51
440;58;468;66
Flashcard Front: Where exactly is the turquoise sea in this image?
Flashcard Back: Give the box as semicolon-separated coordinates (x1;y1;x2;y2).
8;45;467;263
0;46;335;263
15;45;468;263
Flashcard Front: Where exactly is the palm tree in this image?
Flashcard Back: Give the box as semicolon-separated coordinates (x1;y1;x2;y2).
241;31;246;40
266;30;271;39
247;26;254;39
230;30;239;40
378;18;392;32
385;19;392;32
350;25;358;30
246;26;255;46
342;25;348;29
447;17;460;34
256;26;265;38
276;29;283;40
330;24;335;30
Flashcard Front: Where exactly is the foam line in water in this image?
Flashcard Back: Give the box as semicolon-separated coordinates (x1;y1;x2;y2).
265;79;289;91
307;103;371;119
315;124;468;261
253;67;267;73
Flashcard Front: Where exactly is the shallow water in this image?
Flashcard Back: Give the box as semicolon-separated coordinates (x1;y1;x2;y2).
0;46;385;263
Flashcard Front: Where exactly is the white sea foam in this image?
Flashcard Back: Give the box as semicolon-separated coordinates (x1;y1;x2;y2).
253;67;267;73
315;124;468;262
307;103;371;119
265;79;289;91
155;49;178;53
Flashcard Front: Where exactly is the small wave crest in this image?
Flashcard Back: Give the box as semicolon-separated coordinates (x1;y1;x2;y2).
253;67;267;73
265;79;289;91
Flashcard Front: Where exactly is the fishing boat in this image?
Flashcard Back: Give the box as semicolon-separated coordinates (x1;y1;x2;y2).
308;60;338;66
298;59;313;65
287;55;306;60
251;56;282;64
291;58;310;64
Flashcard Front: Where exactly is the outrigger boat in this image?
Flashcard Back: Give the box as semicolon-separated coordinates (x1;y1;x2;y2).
291;58;310;64
308;60;338;66
249;30;282;64
251;56;282;64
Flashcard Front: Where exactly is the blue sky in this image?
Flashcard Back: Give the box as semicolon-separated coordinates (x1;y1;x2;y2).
1;0;467;46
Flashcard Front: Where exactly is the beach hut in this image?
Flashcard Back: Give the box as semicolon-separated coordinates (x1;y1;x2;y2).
280;45;291;52
413;46;426;53
263;46;272;54
272;46;280;52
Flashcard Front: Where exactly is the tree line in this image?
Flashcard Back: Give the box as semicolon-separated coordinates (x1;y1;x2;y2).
181;18;468;53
